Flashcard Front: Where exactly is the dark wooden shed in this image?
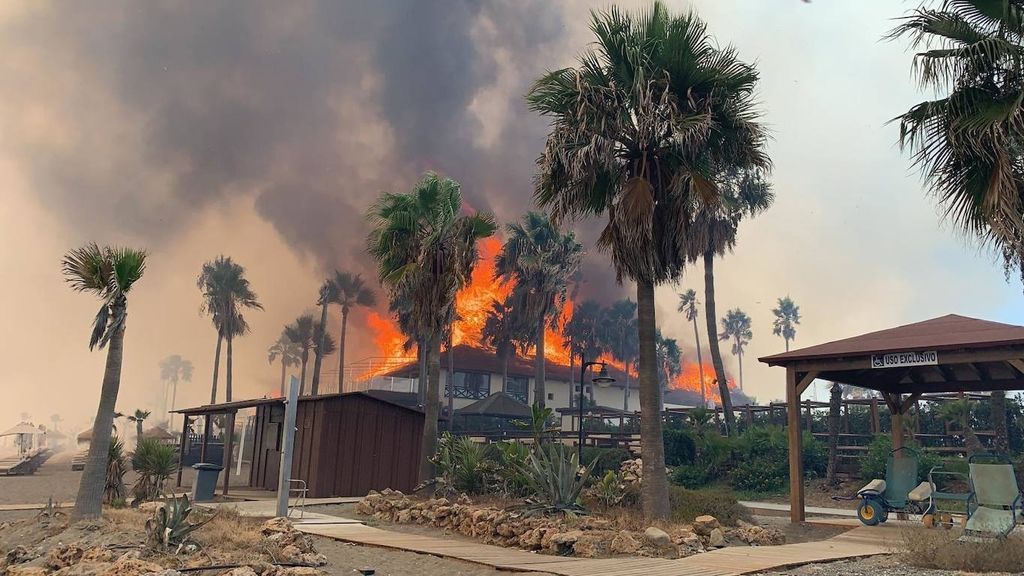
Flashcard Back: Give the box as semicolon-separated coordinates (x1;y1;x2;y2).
177;391;424;498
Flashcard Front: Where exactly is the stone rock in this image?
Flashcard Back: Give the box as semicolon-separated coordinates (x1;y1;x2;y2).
6;567;49;576
572;534;606;558
610;531;641;555
142;571;181;576
708;528;726;548
53;561;112;576
672;528;702;551
546;530;583;554
277;546;304;564
4;546;31;565
299;553;327;568
692;515;720;536
222;567;258;576
260;518;293;536
105;556;164;576
643;527;672;547
732;524;784;546
45;544;84;570
137;502;164;515
278;568;324;576
395;510;412;524
81;548;114;563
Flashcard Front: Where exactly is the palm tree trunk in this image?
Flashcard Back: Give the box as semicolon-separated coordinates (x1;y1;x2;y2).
737;346;743;390
785;337;790;353
826;382;842;486
312;300;329;395
636;279;670;520
170;380;178;432
225;334;233;402
279;359;287;397
419;332;442;482
299;349;309;396
992;390;1008;454
446;335;454;433
692;318;706;406
704;251;735;435
534;319;546;408
417;339;427;406
136;421;143;444
568;350;575;409
337;307;349;392
73;302;126;520
210;332;223;404
623;368;630;411
502;354;509;395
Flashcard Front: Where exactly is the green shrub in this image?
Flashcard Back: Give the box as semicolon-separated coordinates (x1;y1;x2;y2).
105;437;127;505
860;435;892;480
663;427;696;466
671;463;712;488
132;438;177;502
431;433;496;495
729;458;786;492
668;486;751;525
802;432;828;478
494;441;531;497
580;446;631;477
516;444;595;516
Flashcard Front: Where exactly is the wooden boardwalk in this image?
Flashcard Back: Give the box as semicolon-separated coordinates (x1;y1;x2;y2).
298;521;896;576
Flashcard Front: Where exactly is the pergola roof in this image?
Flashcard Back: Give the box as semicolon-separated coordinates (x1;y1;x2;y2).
759;314;1024;394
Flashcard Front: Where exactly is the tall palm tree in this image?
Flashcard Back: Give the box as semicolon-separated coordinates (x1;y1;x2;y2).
367;171;496;482
992;390;1009;453
284;314;330;396
562;300;606;407
267;332;302;397
655;331;681;410
127;409;150;444
310;279;336;396
62;243;147;520
688;168;773;433
771;296;800;352
938;398;984;455
495;211;583;408
197;256;263;403
50;414;62;433
890;2;1024;280
527;2;768;519
677;289;707;405
482;297;528;398
719;308;752;390
311;323;337;394
600;299;639;411
159;355;193;428
330;272;376;392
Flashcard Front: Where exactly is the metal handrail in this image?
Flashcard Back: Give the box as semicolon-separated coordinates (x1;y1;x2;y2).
287;479;307;519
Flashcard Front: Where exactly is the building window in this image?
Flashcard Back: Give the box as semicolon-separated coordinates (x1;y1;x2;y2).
504;376;529;404
446;371;491;400
547;393;554;401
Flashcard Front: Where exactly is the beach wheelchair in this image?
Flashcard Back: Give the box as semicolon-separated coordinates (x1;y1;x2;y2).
836;446;932;525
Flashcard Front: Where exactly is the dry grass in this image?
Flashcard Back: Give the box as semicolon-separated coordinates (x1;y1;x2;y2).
190;508;265;553
899;527;1024;572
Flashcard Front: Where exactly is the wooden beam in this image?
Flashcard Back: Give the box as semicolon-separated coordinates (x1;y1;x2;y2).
787;368;805;523
796;371;819;395
200;414;211;462
1007;358;1024;376
972;363;992;380
880;392;901;414
936;365;958;382
870;398;880;434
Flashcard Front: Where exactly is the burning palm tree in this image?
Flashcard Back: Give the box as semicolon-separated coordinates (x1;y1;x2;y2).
562;300;605;407
62;243;147;520
495;211;583;408
527;2;768;519
367;171;496;481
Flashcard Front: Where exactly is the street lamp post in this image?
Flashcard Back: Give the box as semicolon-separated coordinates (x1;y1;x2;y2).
577;360;615;462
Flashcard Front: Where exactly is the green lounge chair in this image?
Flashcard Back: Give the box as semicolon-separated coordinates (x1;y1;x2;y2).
963;455;1022;539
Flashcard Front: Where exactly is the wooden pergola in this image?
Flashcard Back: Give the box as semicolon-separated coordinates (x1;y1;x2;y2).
760;314;1024;523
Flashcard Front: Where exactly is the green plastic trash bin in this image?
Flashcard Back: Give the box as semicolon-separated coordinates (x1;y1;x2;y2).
191;462;223;501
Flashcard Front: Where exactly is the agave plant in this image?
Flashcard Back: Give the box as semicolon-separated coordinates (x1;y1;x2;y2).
494;441;532;497
429;433;497;496
145;495;214;553
589;470;626;508
515;444;596;516
132;438;178;502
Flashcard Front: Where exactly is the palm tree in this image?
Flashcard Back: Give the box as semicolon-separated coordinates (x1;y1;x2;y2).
600;299;639;411
527;2;768;519
562;300;606;407
482;297;529;398
496;211;583;409
197;256;263;403
310;279;336;396
159;355;193;428
992;390;1009;453
677;289;707;405
688;168;773;433
50;414;62;433
127;409;150;444
719;308;752;390
655;332;681;410
938;398;984;455
62;243;147;520
267;332;302;397
311;323;337;393
890;3;1024;280
330;272;376;392
771;296;800;352
284;314;327;396
367;171;496;482
826;382;842;486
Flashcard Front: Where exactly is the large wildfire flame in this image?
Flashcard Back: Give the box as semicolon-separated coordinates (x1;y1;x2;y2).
361;236;735;404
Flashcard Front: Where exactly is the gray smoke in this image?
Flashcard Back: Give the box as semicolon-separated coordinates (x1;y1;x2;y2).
0;0;623;297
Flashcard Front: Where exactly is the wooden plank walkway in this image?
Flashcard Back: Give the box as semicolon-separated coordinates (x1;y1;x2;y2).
297;521;896;576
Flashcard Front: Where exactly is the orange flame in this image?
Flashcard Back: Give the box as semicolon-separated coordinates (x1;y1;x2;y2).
669;362;737;406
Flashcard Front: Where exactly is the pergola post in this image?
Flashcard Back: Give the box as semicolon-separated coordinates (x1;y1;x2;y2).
200;414;211;462
870;398;880;434
786;368;804;523
176;415;189;488
222;411;236;496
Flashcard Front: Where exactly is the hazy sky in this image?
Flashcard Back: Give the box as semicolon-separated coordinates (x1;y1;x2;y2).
1;1;1021;433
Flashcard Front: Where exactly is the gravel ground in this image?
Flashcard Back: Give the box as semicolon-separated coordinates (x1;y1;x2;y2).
763;554;1018;576
312;536;551;576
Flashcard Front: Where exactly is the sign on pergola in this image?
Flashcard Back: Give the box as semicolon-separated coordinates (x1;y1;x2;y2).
759;314;1024;523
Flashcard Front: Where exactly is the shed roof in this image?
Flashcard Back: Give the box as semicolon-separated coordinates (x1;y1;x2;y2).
454;392;532;419
761;314;1024;365
173;390;426;416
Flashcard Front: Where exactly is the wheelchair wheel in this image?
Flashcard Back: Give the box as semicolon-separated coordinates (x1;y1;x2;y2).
857;499;884;526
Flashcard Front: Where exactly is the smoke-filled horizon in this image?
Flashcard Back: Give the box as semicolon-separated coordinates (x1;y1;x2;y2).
2;1;1023;432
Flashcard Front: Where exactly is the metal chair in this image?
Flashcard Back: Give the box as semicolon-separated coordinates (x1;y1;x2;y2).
962;454;1022;540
